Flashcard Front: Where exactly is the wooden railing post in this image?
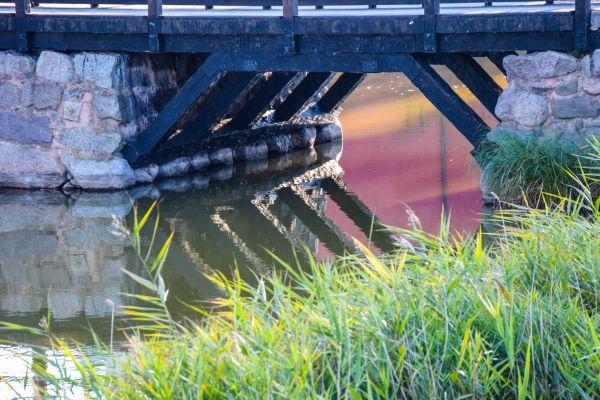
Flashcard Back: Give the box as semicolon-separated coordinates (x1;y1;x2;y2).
148;0;162;52
14;0;30;53
283;0;298;19
283;0;298;55
575;0;591;51
423;0;439;53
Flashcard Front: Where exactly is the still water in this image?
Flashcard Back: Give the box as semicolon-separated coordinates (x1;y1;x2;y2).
0;67;498;397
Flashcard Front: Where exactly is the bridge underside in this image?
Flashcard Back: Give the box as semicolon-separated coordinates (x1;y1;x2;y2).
122;52;502;165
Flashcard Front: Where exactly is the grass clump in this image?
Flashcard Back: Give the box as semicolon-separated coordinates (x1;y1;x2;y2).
7;203;600;399
477;132;600;204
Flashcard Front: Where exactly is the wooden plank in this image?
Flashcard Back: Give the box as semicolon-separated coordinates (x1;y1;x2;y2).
161;71;258;151
14;0;30;53
575;0;591;51
273;72;333;122
399;54;487;146
318;73;365;113
434;53;502;117
423;0;439;52
320;178;398;253
122;54;222;165
226;71;298;131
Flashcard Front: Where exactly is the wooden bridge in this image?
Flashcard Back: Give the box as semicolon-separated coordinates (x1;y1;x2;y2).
0;0;596;165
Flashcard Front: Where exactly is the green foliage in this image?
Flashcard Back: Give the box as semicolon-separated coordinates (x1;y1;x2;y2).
8;199;600;399
477;132;600;205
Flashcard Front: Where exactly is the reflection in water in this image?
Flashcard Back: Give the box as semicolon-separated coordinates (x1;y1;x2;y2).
0;72;487;396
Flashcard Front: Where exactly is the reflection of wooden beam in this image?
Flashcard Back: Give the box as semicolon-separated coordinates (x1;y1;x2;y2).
318;73;365;113
277;186;354;256
123;54;222;165
273;72;333;122
162;71;258;150
320;178;397;253
226;72;298;131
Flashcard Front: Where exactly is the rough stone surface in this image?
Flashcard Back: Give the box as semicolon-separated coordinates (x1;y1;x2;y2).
551;96;600;119
209;148;234;166
0;111;52;146
157;157;190;178
291;126;317;149
133;163;159;183
36;51;75;83
495;90;549;127
190;153;210;171
581;78;600;95
592;50;600;77
66;157;135;189
0;141;66;188
74;53;124;89
504;51;579;80
63;100;82;122
233;141;268;161
59;127;121;154
316;121;343;144
0;52;36;77
22;81;63;110
0;84;20;107
555;80;578;96
92;94;123;121
266;134;294;154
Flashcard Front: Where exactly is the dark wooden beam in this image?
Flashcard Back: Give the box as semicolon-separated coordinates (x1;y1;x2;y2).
320;178;397;253
273;72;333;122
318;73;365;114
400;54;487;146
122;54;222;166
277;186;351;256
434;53;502;117
486;51;515;74
161;71;258;150
14;0;30;53
423;0;440;53
147;0;162;52
575;0;591;51
226;72;298;131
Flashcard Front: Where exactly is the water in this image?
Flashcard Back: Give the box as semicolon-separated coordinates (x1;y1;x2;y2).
0;68;499;397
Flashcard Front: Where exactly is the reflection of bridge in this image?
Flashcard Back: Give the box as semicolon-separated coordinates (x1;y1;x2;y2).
1;0;594;164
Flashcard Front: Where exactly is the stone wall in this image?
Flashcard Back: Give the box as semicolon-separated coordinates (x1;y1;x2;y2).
493;50;600;145
0;50;342;190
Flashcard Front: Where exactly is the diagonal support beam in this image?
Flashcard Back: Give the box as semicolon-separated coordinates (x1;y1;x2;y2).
433;53;502;117
225;72;298;131
320;178;398;253
487;51;516;75
123;54;222;166
318;73;366;114
399;54;487;146
273;72;333;122
161;71;258;151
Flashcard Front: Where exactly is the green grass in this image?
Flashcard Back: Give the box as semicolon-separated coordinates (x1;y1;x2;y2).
477;132;600;204
4;199;600;399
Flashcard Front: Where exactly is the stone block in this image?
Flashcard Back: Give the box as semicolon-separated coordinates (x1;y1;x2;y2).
63;100;82;121
22;81;63;110
0;111;52;146
0;52;36;77
495;89;548;127
266;134;294;154
233;141;268;161
291;126;317;149
209;148;234;166
157;157;190;178
133;163;159;183
0;83;20;108
190;153;210;171
36;51;75;83
592;50;600;77
66;156;136;189
316;121;343;144
551;96;600;119
554;80;578;96
74;53;124;89
504;51;578;81
58;127;121;154
581;78;600;95
0;140;66;188
92;94;124;121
